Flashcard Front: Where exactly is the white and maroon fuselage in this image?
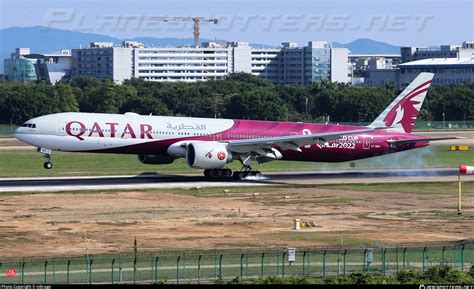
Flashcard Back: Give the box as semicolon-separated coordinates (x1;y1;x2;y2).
14;112;429;163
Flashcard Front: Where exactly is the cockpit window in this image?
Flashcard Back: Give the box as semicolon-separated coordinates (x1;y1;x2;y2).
22;123;36;128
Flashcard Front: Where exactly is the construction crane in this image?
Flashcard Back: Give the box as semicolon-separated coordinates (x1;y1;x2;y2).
111;16;218;47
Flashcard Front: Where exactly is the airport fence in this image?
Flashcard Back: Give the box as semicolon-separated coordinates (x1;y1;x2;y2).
0;124;17;137
0;241;472;284
413;120;474;130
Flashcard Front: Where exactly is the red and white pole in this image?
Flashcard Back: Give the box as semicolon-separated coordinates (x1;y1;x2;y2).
459;165;474;175
458;165;474;215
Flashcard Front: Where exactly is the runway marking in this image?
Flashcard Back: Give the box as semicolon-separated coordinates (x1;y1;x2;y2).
0;181;268;193
0;168;472;193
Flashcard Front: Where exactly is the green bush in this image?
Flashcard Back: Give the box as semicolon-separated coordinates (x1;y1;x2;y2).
445;269;473;284
469;266;474;278
397;269;424;284
219;265;474;285
153;278;168;284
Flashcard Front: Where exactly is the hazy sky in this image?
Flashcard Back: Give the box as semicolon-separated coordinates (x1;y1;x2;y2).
0;0;472;46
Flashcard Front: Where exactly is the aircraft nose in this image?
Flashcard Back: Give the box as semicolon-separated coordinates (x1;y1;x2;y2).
13;127;27;141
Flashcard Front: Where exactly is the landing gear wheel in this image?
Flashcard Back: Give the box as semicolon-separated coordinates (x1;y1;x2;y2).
43;161;53;170
204;169;233;178
209;169;217;177
254;171;262;179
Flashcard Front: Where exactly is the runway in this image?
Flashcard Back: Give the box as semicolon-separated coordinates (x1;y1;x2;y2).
0;167;471;193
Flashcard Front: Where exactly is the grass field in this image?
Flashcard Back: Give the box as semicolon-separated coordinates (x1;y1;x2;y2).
321;181;474;196
0;145;471;177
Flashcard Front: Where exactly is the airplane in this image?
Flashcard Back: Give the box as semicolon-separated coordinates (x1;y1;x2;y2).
14;72;459;180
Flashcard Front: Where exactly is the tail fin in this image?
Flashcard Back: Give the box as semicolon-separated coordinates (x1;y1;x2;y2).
370;72;434;133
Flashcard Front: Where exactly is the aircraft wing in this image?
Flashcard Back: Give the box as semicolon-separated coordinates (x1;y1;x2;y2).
225;127;377;153
387;137;465;147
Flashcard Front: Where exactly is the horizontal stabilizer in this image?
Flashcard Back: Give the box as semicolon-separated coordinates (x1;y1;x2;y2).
387;137;465;146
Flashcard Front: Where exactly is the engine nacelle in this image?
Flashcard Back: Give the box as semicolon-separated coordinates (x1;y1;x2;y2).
137;154;175;165
186;142;232;169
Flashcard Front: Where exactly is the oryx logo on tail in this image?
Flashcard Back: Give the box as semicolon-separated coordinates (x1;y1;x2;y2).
383;79;431;132
370;73;434;134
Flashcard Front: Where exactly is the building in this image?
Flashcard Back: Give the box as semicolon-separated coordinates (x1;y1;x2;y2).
401;41;474;63
250;47;281;83
251;41;350;85
134;42;231;82
367;57;474;89
71;42;134;84
70;40;350;85
330;47;350;83
4;48;37;82
4;48;72;83
348;54;400;86
26;50;72;83
365;40;474;88
366;69;400;88
399;58;474;86
349;54;401;71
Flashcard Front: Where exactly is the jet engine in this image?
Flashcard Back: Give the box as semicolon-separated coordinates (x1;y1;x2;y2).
137;154;176;164
186;142;232;169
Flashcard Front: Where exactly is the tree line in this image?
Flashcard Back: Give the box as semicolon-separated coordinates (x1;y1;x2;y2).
0;73;473;124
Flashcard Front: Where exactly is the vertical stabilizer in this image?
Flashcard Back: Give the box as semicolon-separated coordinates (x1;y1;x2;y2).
370;72;434;133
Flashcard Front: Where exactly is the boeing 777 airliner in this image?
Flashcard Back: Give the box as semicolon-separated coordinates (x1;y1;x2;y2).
14;73;458;179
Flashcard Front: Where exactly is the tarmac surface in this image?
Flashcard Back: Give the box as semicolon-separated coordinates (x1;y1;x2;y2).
0;168;472;192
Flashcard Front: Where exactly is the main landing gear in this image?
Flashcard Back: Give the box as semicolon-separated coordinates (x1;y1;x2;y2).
203;167;262;180
204;168;232;178
232;170;262;180
37;147;53;170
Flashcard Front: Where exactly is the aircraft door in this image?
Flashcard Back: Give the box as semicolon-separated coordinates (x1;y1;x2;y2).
363;136;371;150
57;122;66;136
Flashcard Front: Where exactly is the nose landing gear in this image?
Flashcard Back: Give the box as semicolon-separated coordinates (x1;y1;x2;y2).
43;161;53;169
37;147;53;170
